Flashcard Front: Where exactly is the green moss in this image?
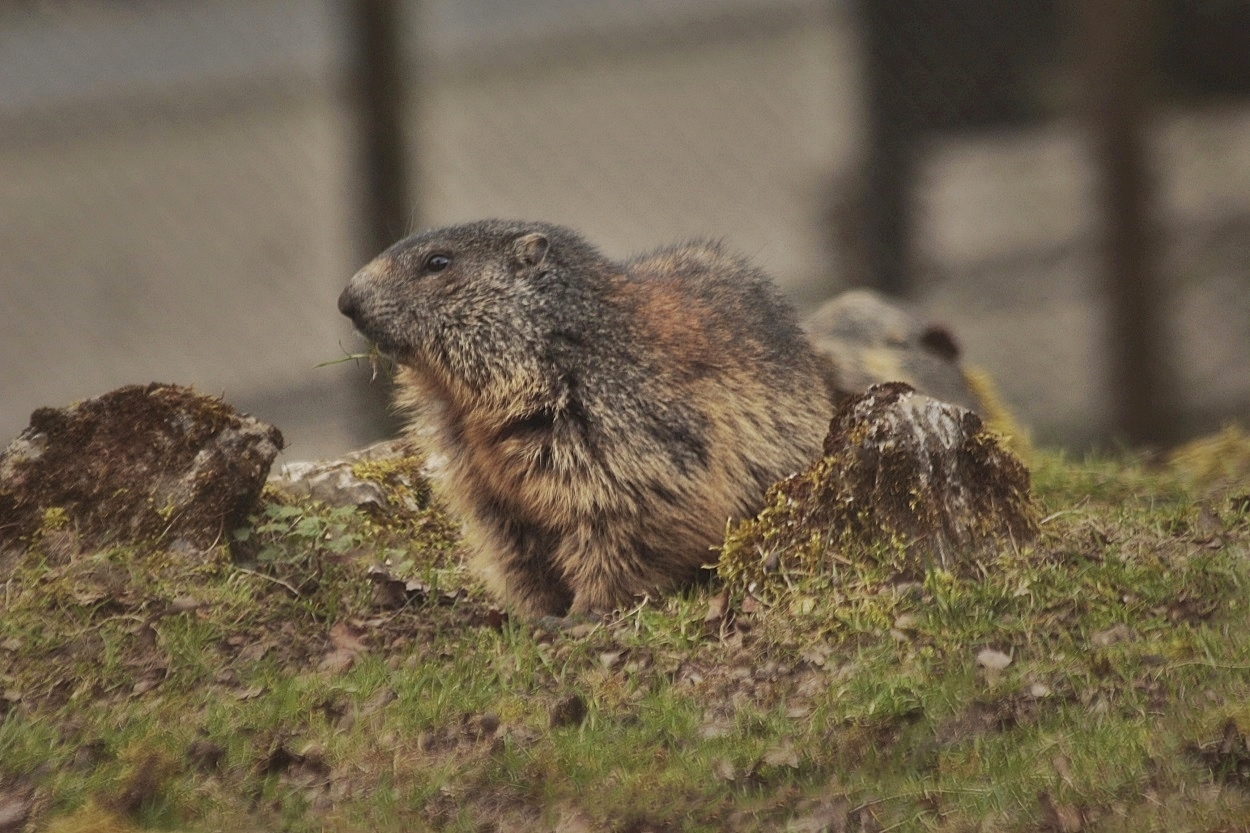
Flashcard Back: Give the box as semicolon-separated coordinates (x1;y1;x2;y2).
41;506;70;531
347;452;462;567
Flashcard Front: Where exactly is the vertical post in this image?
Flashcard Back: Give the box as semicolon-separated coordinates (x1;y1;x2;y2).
347;0;412;442
1080;0;1176;445
858;0;919;297
352;0;414;253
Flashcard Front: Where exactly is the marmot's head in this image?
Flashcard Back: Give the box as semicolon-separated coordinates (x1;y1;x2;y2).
338;220;610;394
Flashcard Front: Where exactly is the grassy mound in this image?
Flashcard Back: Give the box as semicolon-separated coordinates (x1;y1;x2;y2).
1;434;1249;832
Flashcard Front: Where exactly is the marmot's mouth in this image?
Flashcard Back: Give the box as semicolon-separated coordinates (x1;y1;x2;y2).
346;324;401;361
360;338;405;366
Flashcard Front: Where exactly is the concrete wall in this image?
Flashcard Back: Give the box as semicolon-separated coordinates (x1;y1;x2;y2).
1;0;1247;459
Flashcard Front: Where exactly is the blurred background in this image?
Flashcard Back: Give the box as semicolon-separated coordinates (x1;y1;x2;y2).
1;0;1247;460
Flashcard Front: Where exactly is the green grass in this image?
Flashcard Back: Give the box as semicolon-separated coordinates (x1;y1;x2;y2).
2;439;1250;831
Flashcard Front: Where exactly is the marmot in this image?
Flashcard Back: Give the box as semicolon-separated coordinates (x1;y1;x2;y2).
338;220;836;617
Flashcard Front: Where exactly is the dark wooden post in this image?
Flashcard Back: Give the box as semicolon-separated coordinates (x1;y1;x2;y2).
858;0;919;297
351;0;414;255
1080;0;1177;446
347;0;413;442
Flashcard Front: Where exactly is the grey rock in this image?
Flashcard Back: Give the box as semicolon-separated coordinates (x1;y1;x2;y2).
267;438;412;508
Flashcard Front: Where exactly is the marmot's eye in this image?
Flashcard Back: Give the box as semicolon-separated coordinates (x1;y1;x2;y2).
424;253;451;273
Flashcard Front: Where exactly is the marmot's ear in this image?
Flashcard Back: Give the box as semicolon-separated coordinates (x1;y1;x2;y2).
512;232;550;269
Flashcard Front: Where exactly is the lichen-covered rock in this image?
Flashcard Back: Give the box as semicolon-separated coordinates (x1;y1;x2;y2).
267;440;403;509
0;383;283;555
266;438;443;520
719;382;1037;593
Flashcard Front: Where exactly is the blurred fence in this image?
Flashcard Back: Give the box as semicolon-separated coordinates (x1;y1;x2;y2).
1;0;1247;457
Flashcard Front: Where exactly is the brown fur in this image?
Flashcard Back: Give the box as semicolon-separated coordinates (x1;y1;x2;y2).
339;221;835;617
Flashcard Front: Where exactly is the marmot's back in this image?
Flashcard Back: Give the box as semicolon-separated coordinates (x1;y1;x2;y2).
338;221;835;617
617;240;833;503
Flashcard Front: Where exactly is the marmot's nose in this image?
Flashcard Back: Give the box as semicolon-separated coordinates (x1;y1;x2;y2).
337;286;359;321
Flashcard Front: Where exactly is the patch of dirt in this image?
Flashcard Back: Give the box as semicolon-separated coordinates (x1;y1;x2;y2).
1188;719;1250;788
934;690;1049;747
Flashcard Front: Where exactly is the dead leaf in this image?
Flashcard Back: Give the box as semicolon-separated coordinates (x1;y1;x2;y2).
319;649;356;675
1052;754;1074;788
893;613;919;631
786;797;850;833
0;780;34;833
1090;623;1135;647
131;677;160;696
711;758;737;782
704;589;737;639
360;687;397;717
801;644;832;668
1038;791;1085;832
564;623;597;640
169;596;204;614
697;718;733;739
762;738;800;769
705;588;730;623
976;648;1012;671
320;622;367;674
624;653;652;674
368;566;430;609
330;621;367;653
236;638;277;664
786;703;813;720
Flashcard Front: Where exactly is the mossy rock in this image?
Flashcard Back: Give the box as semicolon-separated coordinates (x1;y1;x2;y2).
720;382;1038;594
0;383;283;557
